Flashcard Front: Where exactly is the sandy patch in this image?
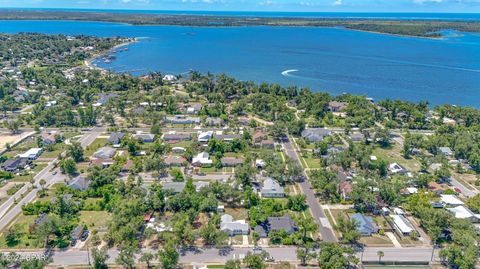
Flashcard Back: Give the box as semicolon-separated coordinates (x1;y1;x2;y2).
0;133;23;149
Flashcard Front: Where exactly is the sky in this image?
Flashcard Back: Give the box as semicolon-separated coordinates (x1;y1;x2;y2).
0;0;479;13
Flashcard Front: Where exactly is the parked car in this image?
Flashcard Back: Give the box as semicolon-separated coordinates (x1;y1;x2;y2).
80;230;89;241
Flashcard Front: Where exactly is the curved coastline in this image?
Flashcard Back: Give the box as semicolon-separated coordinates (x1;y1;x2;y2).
85;38;138;71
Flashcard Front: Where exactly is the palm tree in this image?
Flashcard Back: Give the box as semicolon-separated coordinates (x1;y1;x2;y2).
377;250;385;264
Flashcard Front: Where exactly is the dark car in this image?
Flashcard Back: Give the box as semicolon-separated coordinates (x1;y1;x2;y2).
80;230;89;241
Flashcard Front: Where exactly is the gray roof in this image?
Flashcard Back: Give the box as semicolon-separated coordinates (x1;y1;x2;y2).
301;128;331;142
68;176;89;191
163;133;191;141
254;215;297;237
93;147;116;159
108;132;125;144
215;133;242;141
261;178;284;196
205;117;224;126
133;133;155;142
221;157;244;166
351;213;378;235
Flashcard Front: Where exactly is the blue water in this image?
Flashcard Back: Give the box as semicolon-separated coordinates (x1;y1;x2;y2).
1;20;480;107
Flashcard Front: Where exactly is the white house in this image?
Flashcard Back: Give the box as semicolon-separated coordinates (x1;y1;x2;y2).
391;214;415;236
192;152;213;167
440;195;464;206
446;206;480;223
220;214;249;236
389;163;407;174
19;148;43;160
261;178;285;198
198;131;213;143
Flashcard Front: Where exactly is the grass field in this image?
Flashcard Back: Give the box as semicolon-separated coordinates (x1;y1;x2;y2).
79;211;112;230
0;214;38;249
84;138;108;157
373;144;420;173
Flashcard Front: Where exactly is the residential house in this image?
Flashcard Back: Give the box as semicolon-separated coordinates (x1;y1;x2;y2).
163;182;186;194
338;181;353;200
70;225;84;246
253;130;267;145
254;215;297;238
165;156;187;167
187;104;203;114
205;117;224;126
67;176;89;191
19;148;43;160
93;93;118;107
349;133;365;142
440;195;465;206
351;213;378;236
163;132;191;143
163;74;177;82
391;214;415;236
261;140;275;149
301;128;331;142
108;132;125;145
221;157;244;167
215;133;242;141
90;158;115;168
133;133;155;143
1;157;31;172
327;101;348;112
165;115;200;125
220;214;249;236
41;132;62;145
192;152;213;167
446;206;480;223
389;163;407;174
93;147;116;160
122;159;134;172
198;131;214;143
439;147;454;157
261;177;285;198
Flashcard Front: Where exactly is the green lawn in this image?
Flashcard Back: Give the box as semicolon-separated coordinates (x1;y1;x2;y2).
373;144;420;173
224;207;247;220
79;211;112;230
0;214;38;249
359;234;394;247
84;138;108;157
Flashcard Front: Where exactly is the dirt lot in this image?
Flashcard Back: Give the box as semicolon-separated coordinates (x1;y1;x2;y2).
0;133;23;150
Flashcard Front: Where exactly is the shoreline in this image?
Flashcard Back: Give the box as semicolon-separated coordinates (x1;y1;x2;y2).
84;38;137;72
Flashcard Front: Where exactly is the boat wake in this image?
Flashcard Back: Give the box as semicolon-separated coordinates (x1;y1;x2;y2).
281;69;299;77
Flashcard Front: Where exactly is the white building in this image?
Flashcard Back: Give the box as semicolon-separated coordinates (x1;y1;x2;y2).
19;148;43;160
261;178;285;198
220;214;249;236
198;131;213;143
391;214;415;236
192;152;213;167
440;195;464;206
446;206;480;223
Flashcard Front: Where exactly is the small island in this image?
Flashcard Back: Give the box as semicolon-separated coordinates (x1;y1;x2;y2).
1;9;480;38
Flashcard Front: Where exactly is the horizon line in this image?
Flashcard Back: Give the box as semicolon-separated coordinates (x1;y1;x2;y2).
0;7;478;14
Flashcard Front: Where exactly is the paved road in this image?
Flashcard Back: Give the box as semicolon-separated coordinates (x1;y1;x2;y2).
282;136;337;243
0;129;102;231
450;176;478;198
4;246;438;266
